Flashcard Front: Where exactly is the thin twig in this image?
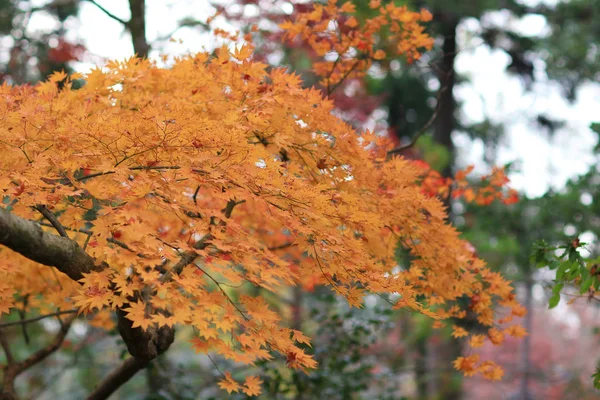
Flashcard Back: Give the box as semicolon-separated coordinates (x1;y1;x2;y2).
77;165;183;182
192;185;200;205
326;58;363;96
313;245;346;298
196;266;250;321
129;165;181;171
387;81;449;156
107;237;147;259
0;309;78;328
267;242;295;251
160;198;243;283
85;0;129;26
14;314;76;373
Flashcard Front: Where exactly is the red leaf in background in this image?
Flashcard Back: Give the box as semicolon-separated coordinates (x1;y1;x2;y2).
48;39;86;63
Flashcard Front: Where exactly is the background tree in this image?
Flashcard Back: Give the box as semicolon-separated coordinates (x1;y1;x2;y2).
0;0;86;84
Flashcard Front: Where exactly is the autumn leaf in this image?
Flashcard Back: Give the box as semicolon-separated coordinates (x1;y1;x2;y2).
242;375;263;397
218;372;241;394
451;325;469;338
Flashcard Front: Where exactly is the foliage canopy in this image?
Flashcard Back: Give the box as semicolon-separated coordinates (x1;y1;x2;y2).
0;1;523;396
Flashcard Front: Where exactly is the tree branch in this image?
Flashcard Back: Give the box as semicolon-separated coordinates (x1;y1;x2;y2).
87;357;148;400
35;204;68;237
0;207;175;396
0;330;14;365
15;314;76;373
222;199;245;219
268;242;294;251
2;314;76;398
159;250;199;284
0;207;99;281
84;0;128;26
0;309;78;328
387;82;449;156
128;0;150;57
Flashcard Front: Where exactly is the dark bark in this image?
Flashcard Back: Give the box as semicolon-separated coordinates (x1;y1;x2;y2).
87;357;149;400
0;207;98;281
127;0;149;58
433;15;460;180
85;0;149;58
0;315;75;399
0;207;175;399
415;337;428;399
437;337;463;400
116;309;174;362
431;14;463;400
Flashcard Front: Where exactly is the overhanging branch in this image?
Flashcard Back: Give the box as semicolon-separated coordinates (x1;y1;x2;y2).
0;207;98;281
0;206;174;398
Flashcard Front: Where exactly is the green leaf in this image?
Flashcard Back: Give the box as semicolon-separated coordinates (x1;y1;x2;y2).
548;292;561;309
552;283;564;295
568;247;581;263
580;276;593;294
592;368;600;389
548;260;560;270
556;261;571;281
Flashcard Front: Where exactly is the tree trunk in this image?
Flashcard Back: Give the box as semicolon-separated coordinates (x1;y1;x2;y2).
432;14;463;400
415;336;428;399
519;278;533;400
433;16;459;180
128;0;149;58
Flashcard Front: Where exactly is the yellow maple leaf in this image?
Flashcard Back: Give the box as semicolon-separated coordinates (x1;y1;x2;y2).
123;300;152;330
451;325;469;338
469;334;486;348
242;375;263;397
218;372;241;394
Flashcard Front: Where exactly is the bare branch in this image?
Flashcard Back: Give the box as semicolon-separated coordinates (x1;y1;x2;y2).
87;357;148;400
387;83;449;156
77;165;184;182
107;237;148;259
2;313;76;398
38;221;91;235
35;204;68;237
84;0;128;26
0;309;78;329
160;198;245;282
268;242;294;251
0;330;14;364
15;314;76;373
222;199;245;219
196;265;250;321
128;0;150;57
326;57;364;96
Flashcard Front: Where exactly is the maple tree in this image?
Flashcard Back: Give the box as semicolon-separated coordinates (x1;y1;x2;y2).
0;2;522;398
